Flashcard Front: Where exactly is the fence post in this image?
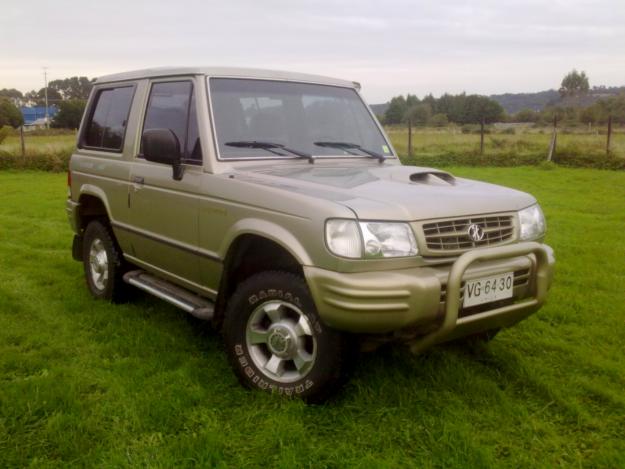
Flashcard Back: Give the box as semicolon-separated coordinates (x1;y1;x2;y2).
407;118;413;158
547;115;557;162
479;118;485;155
20;125;25;158
606;115;612;155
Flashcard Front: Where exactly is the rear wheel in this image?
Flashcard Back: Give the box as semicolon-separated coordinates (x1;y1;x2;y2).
82;220;130;302
223;271;347;402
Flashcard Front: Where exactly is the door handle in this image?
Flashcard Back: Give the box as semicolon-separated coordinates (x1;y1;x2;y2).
132;176;145;185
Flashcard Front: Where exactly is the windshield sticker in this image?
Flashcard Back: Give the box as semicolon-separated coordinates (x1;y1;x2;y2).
382;145;390;154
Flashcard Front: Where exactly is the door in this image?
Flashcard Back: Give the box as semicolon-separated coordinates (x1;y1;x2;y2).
127;79;204;286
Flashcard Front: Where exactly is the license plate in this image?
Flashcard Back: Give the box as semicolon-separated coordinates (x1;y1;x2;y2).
463;272;514;307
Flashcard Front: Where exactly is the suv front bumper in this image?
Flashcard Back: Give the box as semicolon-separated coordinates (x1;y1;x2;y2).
305;242;554;343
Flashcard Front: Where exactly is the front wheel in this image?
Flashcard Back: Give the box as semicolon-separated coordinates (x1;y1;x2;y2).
223;271;347;402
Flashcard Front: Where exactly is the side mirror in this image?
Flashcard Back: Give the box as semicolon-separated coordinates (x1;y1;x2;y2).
141;128;184;180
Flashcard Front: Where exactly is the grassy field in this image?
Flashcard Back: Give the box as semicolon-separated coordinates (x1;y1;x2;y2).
387;126;625;158
1;127;624;171
0;133;76;154
0;134;76;172
1;168;624;467
386;126;625;169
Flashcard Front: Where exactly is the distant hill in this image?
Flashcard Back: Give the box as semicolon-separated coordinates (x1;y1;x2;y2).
489;90;560;114
370;86;625;116
490;86;625;113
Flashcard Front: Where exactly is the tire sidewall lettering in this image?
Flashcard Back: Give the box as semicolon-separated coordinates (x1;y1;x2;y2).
248;289;301;308
246;289;322;335
225;273;341;400
234;342;314;395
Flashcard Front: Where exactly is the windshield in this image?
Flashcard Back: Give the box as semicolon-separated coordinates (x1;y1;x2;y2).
208;78;393;160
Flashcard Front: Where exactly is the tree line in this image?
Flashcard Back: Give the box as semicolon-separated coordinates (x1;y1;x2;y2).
380;70;625;128
0;76;93;129
382;93;504;126
510;95;625;126
381;92;625;128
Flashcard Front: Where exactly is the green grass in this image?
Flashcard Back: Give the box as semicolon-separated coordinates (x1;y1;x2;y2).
1;168;624;467
387;127;625;169
387;126;625;158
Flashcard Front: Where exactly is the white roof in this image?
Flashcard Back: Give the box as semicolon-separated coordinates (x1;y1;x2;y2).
95;67;356;88
26;117;49;126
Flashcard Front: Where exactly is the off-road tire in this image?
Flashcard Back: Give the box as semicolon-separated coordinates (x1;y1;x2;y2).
223;271;347;403
82;220;131;303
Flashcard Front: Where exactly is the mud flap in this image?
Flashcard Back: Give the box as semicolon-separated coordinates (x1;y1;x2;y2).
72;235;83;261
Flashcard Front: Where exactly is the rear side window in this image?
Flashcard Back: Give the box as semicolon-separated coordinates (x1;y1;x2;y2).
83;86;134;151
142;81;202;163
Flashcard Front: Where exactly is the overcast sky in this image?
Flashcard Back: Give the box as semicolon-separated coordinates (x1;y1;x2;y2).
2;0;624;103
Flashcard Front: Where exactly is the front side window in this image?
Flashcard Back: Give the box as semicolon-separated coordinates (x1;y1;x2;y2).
209;78;392;160
186;92;202;162
83;86;134;151
142;81;202;163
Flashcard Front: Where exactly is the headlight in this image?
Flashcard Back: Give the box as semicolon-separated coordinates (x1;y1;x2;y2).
325;219;418;258
325;220;362;258
360;221;418;258
518;204;546;240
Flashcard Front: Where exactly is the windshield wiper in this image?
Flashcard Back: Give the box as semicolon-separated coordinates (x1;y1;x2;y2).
225;140;315;164
314;141;386;163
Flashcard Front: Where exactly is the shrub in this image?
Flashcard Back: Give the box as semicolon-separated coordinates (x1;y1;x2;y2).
537;160;557;170
399;147;625;170
429;113;449;127
0;126;11;145
461;124;491;135
0;148;72;172
552;146;625;170
52;100;86;129
0;98;23;128
488;137;508;149
512;109;539;123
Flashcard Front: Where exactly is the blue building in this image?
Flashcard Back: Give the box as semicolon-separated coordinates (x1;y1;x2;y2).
21;106;58;126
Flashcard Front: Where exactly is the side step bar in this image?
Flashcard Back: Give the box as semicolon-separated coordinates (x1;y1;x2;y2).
123;270;214;321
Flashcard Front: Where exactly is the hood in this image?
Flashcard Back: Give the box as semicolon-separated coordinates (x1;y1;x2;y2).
233;162;536;221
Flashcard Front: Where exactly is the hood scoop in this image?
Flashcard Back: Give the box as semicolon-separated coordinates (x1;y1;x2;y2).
409;170;456;186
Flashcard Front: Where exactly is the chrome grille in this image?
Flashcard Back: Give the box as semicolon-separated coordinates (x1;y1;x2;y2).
423;215;514;253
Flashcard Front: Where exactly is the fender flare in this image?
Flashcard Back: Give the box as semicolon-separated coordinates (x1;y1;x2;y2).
219;218;313;266
77;184;114;222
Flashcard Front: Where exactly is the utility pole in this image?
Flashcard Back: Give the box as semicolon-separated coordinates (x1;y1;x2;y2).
606;115;612;155
407;118;413;158
43;67;49;129
547;114;557;162
479;118;485;155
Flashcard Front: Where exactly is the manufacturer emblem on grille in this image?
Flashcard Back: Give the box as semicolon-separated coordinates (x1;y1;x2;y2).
467;224;485;241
